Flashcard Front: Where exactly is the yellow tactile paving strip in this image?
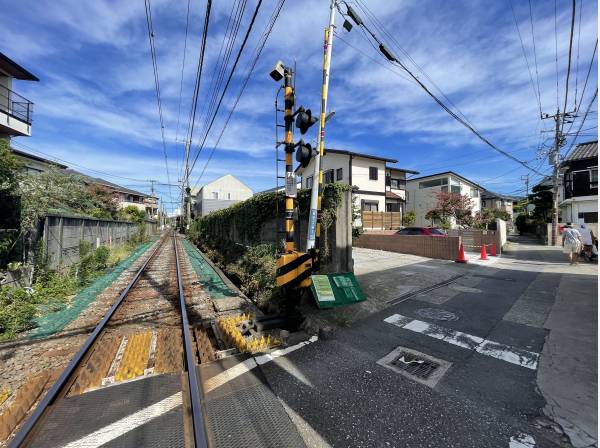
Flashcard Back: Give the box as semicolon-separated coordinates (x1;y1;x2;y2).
217;314;280;353
115;331;153;382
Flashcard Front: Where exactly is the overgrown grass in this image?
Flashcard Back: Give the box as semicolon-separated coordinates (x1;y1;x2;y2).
0;233;148;342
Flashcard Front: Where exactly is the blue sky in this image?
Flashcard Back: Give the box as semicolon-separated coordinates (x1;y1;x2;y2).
1;0;597;214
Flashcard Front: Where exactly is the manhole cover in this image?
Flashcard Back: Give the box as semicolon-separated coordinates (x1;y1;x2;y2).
377;346;452;388
416;308;459;321
392;351;439;379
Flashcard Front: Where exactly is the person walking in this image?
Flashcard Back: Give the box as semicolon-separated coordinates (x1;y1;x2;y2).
579;223;595;261
562;223;584;265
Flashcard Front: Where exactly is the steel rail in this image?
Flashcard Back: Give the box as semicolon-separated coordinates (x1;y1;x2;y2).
172;235;208;448
9;236;167;448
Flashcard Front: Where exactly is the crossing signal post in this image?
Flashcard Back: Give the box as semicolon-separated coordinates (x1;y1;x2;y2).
271;61;312;289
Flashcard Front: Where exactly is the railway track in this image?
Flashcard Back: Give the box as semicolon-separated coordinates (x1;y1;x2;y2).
7;233;210;448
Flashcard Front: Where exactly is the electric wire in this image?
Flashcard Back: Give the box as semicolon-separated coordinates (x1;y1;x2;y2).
509;0;542;116
187;0;263;177
554;0;560;109
528;0;542;116
573;0;583;110
564;40;597;136
339;6;545;176
144;0;174;203
174;0;191;147
562;87;597;159
192;0;286;189
560;0;577;133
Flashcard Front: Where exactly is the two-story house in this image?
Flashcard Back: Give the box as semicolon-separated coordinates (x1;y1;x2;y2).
481;191;515;221
0;52;38;141
295;148;418;218
194;174;253;217
560;140;597;228
405;171;484;227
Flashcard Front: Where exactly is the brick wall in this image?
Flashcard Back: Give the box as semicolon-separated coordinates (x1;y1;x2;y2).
354;234;460;260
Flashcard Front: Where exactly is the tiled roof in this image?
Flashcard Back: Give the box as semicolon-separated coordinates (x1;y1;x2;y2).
385;191;401;199
564;141;597;161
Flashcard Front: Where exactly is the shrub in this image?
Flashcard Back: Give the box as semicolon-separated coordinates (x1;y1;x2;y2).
403;211;416;226
0;286;36;340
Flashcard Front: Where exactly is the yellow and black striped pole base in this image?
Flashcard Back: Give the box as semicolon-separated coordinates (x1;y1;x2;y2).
276;251;312;288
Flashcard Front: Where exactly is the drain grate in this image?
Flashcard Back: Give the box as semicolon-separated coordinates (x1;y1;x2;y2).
392;351;440;379
416;308;459;321
377;346;451;388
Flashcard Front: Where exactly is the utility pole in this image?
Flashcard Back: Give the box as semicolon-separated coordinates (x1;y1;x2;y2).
306;0;336;271
541;108;574;245
520;174;529;215
183;140;192;230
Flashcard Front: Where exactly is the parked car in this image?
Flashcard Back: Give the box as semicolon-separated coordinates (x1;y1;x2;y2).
397;227;447;236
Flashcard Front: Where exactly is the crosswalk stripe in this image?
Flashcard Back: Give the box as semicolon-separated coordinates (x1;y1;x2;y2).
384;314;539;370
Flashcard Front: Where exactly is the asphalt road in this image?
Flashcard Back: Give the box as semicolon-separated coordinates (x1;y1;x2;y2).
257;237;595;448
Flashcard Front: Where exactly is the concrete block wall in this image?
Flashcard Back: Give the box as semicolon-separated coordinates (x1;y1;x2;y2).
355;234;460;261
42;214;158;270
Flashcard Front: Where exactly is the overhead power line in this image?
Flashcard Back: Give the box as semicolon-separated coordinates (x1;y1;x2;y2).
339;2;545;176
528;0;542;114
144;0;173;202
509;0;542;116
562;87;598;159
174;0;192;177
560;0;577;133
187;0;263;177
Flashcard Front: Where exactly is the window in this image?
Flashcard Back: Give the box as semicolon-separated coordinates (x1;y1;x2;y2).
390;178;404;189
419;178;448;189
591;168;598;188
212;192;218;199
386;202;400;212
369;167;378;180
470;188;479;197
306;176;313;189
451;185;460;194
362;201;379;211
228;193;231;200
578;212;598;223
336;168;343;181
324;169;334;184
441;186;448;192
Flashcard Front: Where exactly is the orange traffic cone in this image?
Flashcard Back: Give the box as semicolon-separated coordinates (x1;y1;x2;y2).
456;243;467;263
480;244;489;260
489;243;497;256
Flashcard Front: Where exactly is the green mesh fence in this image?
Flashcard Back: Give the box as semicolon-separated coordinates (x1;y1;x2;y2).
28;240;156;340
182;239;236;300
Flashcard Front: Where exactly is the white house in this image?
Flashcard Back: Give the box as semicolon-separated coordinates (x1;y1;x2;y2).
295;148;418;218
560;140;597;227
0;52;38;140
405;171;484;227
194;174;253;217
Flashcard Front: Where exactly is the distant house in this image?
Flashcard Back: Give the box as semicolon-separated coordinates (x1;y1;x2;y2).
11;148;67;175
295;148;418;220
560;140;597;226
481;191;515;220
405;171;484;227
194;174;253;217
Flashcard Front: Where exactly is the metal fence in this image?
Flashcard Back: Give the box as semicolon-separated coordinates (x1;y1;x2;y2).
0;84;33;124
42;213;158;270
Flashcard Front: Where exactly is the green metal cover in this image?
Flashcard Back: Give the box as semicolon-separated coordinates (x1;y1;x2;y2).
311;273;366;309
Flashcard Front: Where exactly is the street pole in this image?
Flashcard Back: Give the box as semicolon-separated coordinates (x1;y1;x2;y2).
520;174;529;216
306;0;336;271
283;67;297;254
551;111;560;246
183;139;192;230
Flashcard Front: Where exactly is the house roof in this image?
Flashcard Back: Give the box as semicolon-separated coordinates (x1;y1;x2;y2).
385;191;401;199
11;148;67;169
198;173;253;193
66;169;154;198
0;53;39;81
386;166;420;175
406;171;485;191
481;190;517;201
564;140;597;162
324;148;398;163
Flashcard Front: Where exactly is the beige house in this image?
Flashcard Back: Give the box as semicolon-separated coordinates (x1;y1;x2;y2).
405;171;484;228
194;174;253;217
295;148;418;218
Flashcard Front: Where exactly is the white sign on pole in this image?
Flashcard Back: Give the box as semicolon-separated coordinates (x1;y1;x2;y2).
285;172;297;198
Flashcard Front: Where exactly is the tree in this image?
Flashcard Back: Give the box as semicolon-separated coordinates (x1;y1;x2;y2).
117;205;146;223
529;184;552;222
86;184;118;219
426;191;474;227
403;211;416;226
0;139;22;194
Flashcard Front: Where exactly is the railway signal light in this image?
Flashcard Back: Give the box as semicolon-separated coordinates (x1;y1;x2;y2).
295;106;318;134
295;140;314;168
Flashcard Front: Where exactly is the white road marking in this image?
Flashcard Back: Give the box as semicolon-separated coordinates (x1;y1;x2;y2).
62;391;182;448
384;314;539;370
204;335;318;393
509;433;536;447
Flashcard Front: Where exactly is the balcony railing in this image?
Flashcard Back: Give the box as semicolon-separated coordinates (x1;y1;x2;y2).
0;84;33;125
